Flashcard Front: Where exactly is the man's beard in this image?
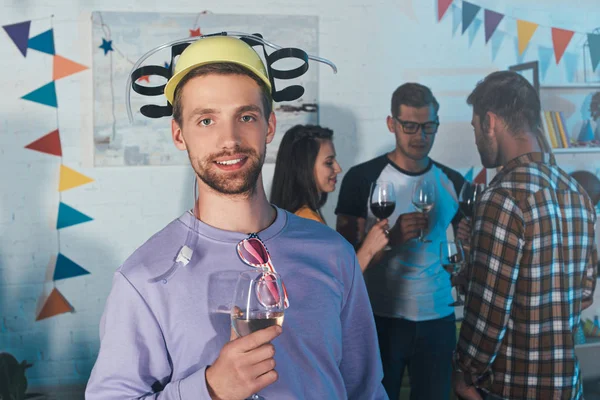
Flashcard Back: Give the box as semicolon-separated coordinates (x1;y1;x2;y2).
191;145;265;198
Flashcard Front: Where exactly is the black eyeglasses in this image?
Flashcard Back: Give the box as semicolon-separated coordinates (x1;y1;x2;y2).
393;117;440;135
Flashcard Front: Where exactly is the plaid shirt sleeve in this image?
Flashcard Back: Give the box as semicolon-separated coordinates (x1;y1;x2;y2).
455;188;525;385
583;243;598;300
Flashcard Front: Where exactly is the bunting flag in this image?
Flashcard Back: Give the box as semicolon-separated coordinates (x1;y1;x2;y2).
53;55;88;81
189;28;201;37
551;28;575;64
464;167;474;182
59;165;94;192
474;168;487;184
437;0;453;21
2;20;31;57
21;82;57;108
24;129;62;156
36;288;73;321
28;29;55;55
53;253;90;281
589;33;600;72
484;9;504;44
461;1;481;34
451;5;462;35
56;202;93;229
517;20;538;55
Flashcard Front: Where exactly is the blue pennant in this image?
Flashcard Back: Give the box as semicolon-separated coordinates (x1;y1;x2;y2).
53;253;90;281
56;202;93;229
28;29;55;55
21;82;57;108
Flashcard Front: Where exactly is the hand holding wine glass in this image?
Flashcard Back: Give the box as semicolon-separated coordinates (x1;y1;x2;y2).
440;240;466;306
411;179;435;243
458;182;485;220
370;181;396;250
206;271;285;400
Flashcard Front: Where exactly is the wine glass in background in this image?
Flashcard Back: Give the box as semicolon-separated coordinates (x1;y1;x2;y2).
411;179;435;242
458;182;485;220
440;240;466;306
370;181;396;251
231;271;285;400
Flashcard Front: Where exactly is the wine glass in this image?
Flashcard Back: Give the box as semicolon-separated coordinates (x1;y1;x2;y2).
458;182;485;220
231;271;285;400
440;240;466;306
411;179;435;242
370;181;396;251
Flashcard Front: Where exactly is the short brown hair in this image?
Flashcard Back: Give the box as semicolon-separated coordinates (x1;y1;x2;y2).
171;62;273;127
391;83;440;117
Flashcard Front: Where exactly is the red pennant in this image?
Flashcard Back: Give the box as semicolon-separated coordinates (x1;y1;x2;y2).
25;129;62;156
189;28;201;37
36;288;73;321
438;0;453;21
551;28;575;64
474;168;487;184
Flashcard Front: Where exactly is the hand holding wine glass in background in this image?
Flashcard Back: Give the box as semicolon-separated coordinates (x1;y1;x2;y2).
458;182;485;220
411;178;435;243
370;181;396;251
440;240;466;306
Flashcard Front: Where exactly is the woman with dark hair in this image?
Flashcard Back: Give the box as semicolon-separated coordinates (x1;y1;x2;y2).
270;124;389;271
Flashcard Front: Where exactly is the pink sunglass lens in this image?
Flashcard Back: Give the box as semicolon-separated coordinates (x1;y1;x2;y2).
241;238;269;265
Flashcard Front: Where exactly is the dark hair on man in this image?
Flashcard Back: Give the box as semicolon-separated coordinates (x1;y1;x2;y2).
467;71;542;135
270;124;334;214
391;83;440;117
172;62;273;127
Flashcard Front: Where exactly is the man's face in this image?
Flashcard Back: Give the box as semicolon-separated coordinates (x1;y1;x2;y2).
387;104;437;162
171;73;275;197
472;113;499;168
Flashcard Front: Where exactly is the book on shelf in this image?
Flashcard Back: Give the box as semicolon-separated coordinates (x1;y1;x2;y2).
541;111;570;149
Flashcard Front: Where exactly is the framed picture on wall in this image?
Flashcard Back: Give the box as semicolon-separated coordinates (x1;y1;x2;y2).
509;61;540;96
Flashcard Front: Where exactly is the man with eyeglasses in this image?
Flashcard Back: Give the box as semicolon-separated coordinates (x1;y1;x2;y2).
336;83;465;400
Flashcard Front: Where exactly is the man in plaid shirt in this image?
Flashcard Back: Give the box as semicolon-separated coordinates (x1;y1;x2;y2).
453;71;598;400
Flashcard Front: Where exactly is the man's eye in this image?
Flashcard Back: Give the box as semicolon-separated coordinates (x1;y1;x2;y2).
241;115;256;122
200;119;212;126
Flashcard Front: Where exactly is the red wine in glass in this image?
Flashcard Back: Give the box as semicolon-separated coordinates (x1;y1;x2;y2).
370;201;396;219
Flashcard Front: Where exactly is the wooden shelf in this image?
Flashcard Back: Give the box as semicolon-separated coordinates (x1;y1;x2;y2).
541;84;600;90
552;147;600;153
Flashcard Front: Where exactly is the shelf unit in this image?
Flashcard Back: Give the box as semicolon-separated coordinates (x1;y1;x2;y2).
539;84;600;154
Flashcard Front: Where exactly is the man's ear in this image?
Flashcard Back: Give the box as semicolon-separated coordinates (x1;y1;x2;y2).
265;111;277;144
172;119;186;150
484;111;497;138
386;116;395;134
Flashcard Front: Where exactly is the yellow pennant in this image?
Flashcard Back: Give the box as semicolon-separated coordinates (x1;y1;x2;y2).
517;20;538;55
59;165;94;192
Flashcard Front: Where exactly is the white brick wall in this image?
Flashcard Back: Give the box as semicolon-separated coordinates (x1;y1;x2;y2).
1;0;599;392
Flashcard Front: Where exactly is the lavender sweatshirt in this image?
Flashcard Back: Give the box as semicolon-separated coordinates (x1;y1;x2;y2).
86;208;388;399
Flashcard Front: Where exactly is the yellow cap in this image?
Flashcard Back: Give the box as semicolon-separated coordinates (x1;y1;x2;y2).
164;36;271;104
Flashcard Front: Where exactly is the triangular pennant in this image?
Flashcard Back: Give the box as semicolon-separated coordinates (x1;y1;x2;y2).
588;33;600;73
59;165;94;191
517;20;538;55
464;167;474;182
21;82;57;108
2;21;31;57
24;129;62;156
57;202;93;229
451;4;461;35
551;28;574;64
53;253;90;281
468;19;482;47
579;120;595;142
461;1;481;34
53;55;88;81
491;30;506;61
484;9;504;44
474;168;487;184
36;288;73;321
537;46;554;80
437;0;453;21
28;29;55;55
